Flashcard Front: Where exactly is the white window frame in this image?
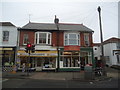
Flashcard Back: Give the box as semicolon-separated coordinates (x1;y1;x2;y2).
84;33;89;46
23;34;29;45
64;32;80;46
2;31;9;42
35;32;52;45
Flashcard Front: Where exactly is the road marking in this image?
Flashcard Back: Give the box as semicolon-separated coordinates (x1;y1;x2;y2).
0;79;8;83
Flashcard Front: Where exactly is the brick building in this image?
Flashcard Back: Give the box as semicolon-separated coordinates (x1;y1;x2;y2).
17;22;94;71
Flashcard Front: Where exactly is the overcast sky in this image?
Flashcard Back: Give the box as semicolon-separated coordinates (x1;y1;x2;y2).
0;0;119;43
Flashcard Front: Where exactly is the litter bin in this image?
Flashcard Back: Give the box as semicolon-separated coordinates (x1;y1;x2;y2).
84;65;94;80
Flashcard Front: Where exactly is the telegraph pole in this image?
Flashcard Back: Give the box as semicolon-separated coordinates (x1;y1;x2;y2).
97;6;107;76
54;15;60;72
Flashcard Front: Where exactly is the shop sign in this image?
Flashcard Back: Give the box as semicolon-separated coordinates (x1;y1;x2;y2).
64;46;80;51
17;51;58;56
31;53;57;56
0;48;13;50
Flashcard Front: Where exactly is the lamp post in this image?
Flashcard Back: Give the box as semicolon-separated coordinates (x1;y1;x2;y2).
97;6;107;76
54;15;60;72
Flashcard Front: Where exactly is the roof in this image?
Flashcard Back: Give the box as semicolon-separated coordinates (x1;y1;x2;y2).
103;37;120;44
94;37;120;46
93;43;101;46
20;22;93;32
0;22;16;27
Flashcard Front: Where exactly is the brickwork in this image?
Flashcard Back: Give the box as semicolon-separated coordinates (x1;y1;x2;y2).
19;31;35;46
19;31;93;47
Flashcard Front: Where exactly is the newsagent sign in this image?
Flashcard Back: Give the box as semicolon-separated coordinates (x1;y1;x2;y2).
17;50;57;57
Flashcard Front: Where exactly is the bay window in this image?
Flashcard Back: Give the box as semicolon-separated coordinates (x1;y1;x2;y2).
35;32;51;45
64;33;80;46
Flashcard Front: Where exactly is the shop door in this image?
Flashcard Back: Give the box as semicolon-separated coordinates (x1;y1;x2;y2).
35;58;43;71
42;57;56;69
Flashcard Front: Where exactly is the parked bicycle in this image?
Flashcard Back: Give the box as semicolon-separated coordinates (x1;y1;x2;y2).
94;67;103;76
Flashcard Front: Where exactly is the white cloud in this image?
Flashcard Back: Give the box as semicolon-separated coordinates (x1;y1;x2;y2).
1;0;119;3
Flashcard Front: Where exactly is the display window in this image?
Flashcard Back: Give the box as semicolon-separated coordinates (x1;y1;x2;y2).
60;51;80;68
2;50;15;66
42;57;56;68
19;57;56;69
60;51;92;68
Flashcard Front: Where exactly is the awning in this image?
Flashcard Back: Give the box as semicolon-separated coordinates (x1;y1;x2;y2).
17;50;58;57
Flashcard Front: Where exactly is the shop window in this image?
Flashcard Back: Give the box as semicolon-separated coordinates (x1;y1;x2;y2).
3;31;9;42
35;32;51;45
2;50;14;66
42;57;56;68
80;51;92;66
23;34;29;45
64;33;80;46
60;51;80;68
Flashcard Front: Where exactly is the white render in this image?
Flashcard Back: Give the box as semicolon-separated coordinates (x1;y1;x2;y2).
0;26;18;47
104;43;118;66
93;45;101;60
93;42;120;66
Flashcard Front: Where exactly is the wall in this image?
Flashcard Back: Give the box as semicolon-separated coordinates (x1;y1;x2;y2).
104;43;117;66
93;46;101;60
19;30;35;46
80;32;93;47
0;26;2;46
19;30;93;48
52;31;64;47
0;26;17;47
52;31;93;47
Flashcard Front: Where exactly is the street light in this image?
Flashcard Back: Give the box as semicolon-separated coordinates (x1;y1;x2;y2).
54;15;59;72
97;6;107;76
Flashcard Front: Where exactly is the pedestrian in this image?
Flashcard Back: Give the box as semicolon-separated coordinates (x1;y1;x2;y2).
22;63;25;72
16;63;19;72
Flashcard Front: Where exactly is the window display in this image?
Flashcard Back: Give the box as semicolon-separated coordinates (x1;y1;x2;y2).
60;51;80;68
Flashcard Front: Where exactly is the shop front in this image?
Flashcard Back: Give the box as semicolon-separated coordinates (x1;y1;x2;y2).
0;47;16;66
59;46;94;71
17;50;57;71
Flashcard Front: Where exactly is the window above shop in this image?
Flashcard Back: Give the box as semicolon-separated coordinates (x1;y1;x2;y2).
35;32;51;45
23;34;29;45
84;33;89;46
64;33;80;46
2;31;9;42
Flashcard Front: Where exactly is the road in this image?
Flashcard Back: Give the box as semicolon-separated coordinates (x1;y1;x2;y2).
1;67;120;89
2;77;119;88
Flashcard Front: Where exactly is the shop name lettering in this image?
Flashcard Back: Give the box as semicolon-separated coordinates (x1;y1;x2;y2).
18;53;57;56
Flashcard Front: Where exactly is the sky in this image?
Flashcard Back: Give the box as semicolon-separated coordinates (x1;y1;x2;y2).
0;0;119;43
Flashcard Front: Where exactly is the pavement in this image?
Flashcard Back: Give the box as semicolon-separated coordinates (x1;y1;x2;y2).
2;67;119;82
29;71;85;80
